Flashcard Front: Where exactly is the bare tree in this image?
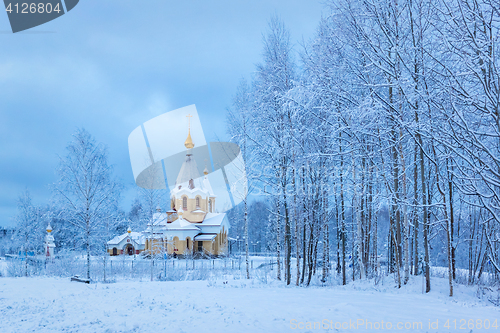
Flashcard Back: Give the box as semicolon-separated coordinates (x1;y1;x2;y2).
227;78;253;279
12;189;44;276
54;128;122;281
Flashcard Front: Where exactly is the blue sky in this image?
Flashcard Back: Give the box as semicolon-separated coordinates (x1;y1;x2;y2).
0;1;325;227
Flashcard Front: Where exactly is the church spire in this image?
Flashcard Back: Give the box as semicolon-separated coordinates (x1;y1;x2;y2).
204;159;209;176
184;114;195;149
176;113;200;186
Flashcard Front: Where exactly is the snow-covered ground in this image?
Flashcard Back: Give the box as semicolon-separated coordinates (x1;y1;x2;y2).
0;273;498;332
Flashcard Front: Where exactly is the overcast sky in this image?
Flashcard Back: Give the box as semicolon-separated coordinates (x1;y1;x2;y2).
0;1;325;227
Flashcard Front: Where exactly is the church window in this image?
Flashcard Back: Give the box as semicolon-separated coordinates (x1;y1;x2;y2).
112;247;117;256
186;238;190;250
208;199;212;213
173;237;179;252
182;196;187;210
196;196;200;208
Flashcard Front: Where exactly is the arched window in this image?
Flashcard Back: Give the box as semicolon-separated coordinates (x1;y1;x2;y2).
196;197;200;208
208;199;212;213
112;247;117;256
186;237;190;250
173;237;179;252
182;196;187;210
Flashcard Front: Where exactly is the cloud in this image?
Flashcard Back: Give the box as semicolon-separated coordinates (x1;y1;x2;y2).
0;0;324;227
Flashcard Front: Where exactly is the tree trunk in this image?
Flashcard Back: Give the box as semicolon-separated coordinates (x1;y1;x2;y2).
306;221;314;286
339;133;346;285
301;167;307;285
276;195;281;281
418;132;430;292
399;128;410;285
283;172;291;285
293;161;300;286
86;229;91;281
413;143;419;275
447;160;456;280
353;156;365;279
301;215;307;285
24;244;28;277
322;166;330;283
245;194;250;279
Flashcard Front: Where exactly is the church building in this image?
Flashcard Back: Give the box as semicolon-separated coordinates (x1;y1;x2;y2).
108;121;229;257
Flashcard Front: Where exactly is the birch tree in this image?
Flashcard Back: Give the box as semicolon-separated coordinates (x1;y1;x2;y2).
54;128;122;281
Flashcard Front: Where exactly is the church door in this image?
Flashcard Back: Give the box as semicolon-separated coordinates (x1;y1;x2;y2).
112;247;117;256
127;246;134;255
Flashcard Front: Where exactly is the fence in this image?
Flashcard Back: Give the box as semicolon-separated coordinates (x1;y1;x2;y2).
7;255;492;291
3;254;286;282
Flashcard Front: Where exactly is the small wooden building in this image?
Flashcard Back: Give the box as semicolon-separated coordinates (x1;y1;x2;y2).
107;227;146;256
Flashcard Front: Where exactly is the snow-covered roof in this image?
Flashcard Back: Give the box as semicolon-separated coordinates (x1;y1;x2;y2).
151;212;168;226
165;217;200;231
194;234;217;241
176;152;200;185
107;232;145;245
170;148;215;198
203;176;215;196
171;178;212;198
199;213;226;226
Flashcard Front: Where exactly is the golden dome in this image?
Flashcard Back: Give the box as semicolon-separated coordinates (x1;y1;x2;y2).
184;130;194;149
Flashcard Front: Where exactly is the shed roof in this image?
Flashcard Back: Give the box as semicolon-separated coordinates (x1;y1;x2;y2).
107;232;145;245
194;234;217;241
